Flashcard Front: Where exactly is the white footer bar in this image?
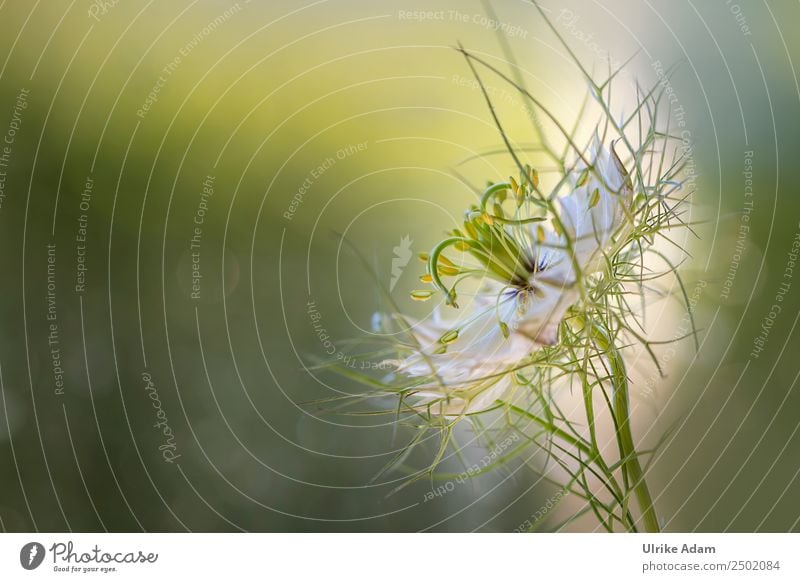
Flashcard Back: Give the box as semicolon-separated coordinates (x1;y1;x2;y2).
1;533;797;580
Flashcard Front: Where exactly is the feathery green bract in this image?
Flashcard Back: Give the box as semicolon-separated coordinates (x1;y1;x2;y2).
314;2;698;533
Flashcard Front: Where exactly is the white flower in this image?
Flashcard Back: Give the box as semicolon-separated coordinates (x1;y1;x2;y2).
393;140;633;416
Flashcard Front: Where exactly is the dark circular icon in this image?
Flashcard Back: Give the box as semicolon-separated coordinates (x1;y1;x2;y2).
19;542;45;570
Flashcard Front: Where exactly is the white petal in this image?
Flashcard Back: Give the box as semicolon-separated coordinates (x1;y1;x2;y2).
559;140;632;272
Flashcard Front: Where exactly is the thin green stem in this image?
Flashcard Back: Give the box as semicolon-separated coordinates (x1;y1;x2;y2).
591;323;661;533
614;374;660;532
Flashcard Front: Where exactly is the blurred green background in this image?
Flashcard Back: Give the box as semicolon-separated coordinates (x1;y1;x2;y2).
0;0;799;532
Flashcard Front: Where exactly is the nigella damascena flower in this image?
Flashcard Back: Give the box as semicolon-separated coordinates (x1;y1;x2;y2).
392;140;633;417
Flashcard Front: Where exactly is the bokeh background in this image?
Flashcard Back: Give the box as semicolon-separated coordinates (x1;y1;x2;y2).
0;0;798;532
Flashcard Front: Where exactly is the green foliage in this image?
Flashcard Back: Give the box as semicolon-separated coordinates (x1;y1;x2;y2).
318;2;696;533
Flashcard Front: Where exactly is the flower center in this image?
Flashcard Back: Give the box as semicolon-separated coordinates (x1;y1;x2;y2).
412;168;551;309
